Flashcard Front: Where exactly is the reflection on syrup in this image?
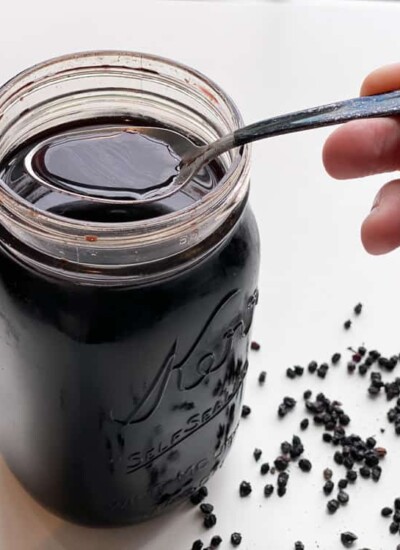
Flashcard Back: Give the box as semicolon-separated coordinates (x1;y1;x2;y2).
31;128;182;199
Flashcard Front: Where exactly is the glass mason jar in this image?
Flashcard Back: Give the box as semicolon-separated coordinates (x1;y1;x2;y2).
0;51;260;525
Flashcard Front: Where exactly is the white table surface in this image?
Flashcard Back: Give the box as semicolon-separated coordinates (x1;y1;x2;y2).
3;1;400;549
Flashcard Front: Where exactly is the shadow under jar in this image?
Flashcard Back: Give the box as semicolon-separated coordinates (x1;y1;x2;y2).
0;51;260;526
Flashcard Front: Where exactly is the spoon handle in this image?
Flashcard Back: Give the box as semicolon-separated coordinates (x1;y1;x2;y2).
205;90;400;161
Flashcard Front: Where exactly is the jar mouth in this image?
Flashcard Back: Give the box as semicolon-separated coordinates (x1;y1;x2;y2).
0;51;250;269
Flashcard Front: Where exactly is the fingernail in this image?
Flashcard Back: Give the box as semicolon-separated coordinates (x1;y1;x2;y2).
371;191;381;211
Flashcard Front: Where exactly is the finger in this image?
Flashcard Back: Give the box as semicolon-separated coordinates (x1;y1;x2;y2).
322;117;400;179
362;179;400;254
361;63;400;96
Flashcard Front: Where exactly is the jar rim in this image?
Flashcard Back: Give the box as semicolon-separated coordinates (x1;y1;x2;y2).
0;50;248;232
0;51;251;272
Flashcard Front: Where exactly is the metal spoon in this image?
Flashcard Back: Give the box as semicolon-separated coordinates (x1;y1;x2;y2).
26;90;400;204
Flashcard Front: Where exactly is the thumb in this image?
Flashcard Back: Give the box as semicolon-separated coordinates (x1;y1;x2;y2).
362;179;400;254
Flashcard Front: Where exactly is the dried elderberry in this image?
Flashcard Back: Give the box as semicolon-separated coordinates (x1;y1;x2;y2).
340;531;357;547
190;486;208;505
230;532;242;546
327;499;339;514
253;448;262;462
298;458;312;472
200;503;214;515
258;371;267;385
263;484;274;497
381;507;393;517
239;481;252;497
210;535;222;548
203;514;217;529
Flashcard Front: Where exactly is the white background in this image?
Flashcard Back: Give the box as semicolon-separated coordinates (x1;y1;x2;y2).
2;1;400;549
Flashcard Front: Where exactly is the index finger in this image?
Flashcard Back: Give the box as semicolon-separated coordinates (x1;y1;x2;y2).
361;63;400;96
323;64;400;180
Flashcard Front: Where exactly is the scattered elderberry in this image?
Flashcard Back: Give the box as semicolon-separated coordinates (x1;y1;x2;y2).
359;364;368;376
258;371;267;385
278;397;296;418
323;468;333;480
300;418;309;430
200;503;214;515
286;368;296;379
323;480;334;495
343;455;354;470
210;535;222;548
294;542;305;550
277;472;289;487
340;531;358;547
341;414;351;426
371;466;382;482
327;499;339;514
394;497;400;510
294;365;304;376
239;481;252;497
347;362;356;374
277;485;287;497
364;451;379;467
281;440;292;455
253;448;262;462
264;484;274;497
203;513;217;529
359;465;371;479
250;341;260;351
308;361;318;374
338;490;349;505
274;456;289;472
278;404;288;418
344;320;352;330
317;363;329;378
192;540;204;550
241;405;251;418
291;435;304;458
230;532;242;546
346;470;357;483
375;446;387;458
190;486;208;505
303;389;312;400
390;522;399;534
260;463;270;475
284;397;297;408
334;451;344;465
338;479;348;489
332;353;341;364
299;458;312;472
381;507;393;517
354;303;363;315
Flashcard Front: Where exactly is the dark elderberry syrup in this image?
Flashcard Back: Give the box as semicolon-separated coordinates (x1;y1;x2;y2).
0;119;222;222
0;119;260;525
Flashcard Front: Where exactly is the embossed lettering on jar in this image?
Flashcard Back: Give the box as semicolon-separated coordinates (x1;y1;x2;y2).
0;51;259;526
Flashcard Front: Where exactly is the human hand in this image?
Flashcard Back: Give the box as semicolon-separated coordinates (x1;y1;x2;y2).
323;64;400;255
